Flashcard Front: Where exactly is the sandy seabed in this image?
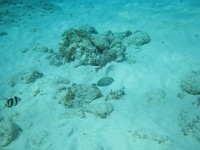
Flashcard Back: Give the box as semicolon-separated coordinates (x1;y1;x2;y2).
0;0;200;150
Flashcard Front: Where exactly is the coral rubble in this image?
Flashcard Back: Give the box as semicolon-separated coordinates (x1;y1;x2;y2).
63;83;102;108
10;70;44;87
179;71;200;95
46;25;151;70
178;108;200;143
58;24;127;68
0;119;21;147
83;101;113;118
105;88;125;101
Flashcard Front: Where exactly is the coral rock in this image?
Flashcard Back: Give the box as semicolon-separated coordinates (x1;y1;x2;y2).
179;71;200;95
63;83;102;108
0;119;21;147
83;101;113;118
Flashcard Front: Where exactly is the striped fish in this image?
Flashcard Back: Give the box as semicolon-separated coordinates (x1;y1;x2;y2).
5;96;21;108
97;77;114;87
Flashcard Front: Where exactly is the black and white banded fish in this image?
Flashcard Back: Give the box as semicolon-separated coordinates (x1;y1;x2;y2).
5;96;21;108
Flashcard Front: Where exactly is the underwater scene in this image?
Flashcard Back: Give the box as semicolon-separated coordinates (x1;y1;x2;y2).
0;0;200;149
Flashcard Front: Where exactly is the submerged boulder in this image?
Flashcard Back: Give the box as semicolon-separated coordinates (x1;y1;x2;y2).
58;25;127;68
63;83;102;108
179;71;200;95
0;119;21;147
83;101;113;118
123;30;150;46
47;25;151;69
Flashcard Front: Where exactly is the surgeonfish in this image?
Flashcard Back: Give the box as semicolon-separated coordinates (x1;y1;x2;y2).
97;77;114;87
5;96;21;108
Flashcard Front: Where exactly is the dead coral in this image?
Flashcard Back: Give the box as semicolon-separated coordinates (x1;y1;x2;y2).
83;101;113;118
25;71;44;84
63;83;102;108
105;88;125;101
0;119;21;147
57;25;127;68
10;70;44;87
179;71;200;95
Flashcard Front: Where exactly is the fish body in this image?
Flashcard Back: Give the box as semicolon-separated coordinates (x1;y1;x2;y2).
5;96;21;108
97;77;114;87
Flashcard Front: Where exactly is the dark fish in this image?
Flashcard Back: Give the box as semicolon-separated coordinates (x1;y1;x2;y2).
5;96;21;108
97;77;114;87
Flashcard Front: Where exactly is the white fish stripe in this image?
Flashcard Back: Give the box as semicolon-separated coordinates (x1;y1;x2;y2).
5;96;21;108
7;99;13;107
13;97;18;106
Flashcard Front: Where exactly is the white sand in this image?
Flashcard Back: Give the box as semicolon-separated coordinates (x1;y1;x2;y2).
0;0;200;150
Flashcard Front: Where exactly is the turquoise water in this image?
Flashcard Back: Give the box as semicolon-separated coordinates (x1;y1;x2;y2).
0;0;200;149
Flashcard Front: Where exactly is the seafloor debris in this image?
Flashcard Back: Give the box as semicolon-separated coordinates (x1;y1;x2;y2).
145;88;166;106
63;83;102;108
58;108;86;119
47;24;150;69
105;87;125;101
97;77;114;87
123;30;150;46
0;119;21;147
178;108;200;143
82;101;113;118
58;24;126;68
177;92;187;99
0;1;61;26
131;129;173;149
25;70;44;84
179;71;200;95
28;130;48;149
62;82;122;118
10;70;44;87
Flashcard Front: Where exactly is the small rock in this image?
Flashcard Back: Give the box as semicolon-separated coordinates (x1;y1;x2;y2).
25;71;44;84
83;101;113;118
179;71;200;95
63;83;102;108
0;31;8;36
0;119;21;147
124;30;150;46
105;88;125;100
